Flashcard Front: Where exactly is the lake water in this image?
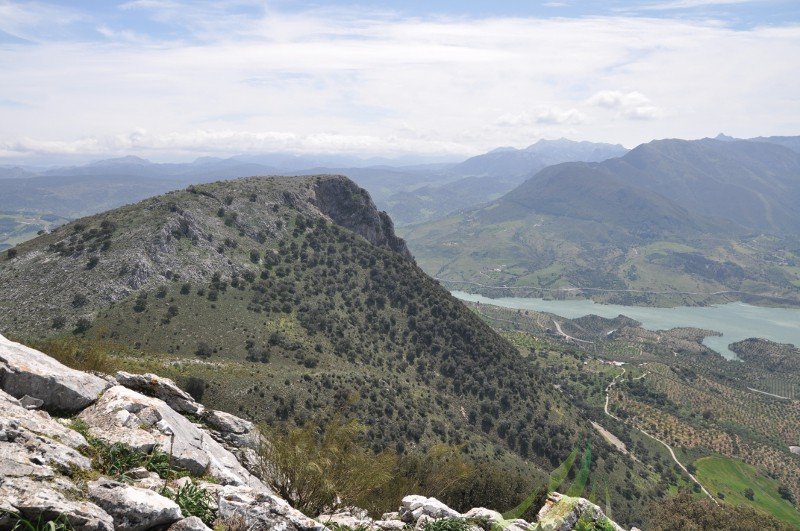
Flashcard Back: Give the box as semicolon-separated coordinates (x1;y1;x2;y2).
452;291;800;360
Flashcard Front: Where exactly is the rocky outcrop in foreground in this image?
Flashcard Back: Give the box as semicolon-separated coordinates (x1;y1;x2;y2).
0;333;628;531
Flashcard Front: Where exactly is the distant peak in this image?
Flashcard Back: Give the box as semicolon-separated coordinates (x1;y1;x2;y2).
714;133;737;142
89;155;151;166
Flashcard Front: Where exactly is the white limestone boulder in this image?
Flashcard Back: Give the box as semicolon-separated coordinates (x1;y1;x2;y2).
78;385;266;489
88;479;183;531
115;371;204;415
0;334;109;413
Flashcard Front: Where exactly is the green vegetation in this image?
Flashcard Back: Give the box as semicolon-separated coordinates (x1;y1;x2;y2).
422;518;469;531
163;480;217;526
0;512;73;531
70;419;174;482
402;140;800;308
694;456;800;528
647;491;793;531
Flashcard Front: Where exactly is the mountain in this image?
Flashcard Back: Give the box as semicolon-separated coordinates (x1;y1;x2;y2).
383;139;629;225
601;139;800;234
403;139;800;307
0;174;661;525
0;140;624;248
747;135;800;154
451;138;628;180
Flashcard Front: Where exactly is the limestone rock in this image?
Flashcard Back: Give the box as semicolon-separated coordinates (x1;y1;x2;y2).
169;516;213;531
19;395;44;409
371;520;406;530
203;409;254;434
318;508;372;529
0;333;109;414
115;371;203;415
0;389;91;476
536;493;624;531
217;485;326;530
463;507;505;529
79;385;266;489
1;476;114;531
88;479;183;531
400;495;460;522
414;514;434;531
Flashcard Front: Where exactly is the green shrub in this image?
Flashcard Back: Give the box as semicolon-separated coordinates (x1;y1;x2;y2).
1;511;73;531
258;413;394;516
423;518;469;531
70;419;174;481
164;481;216;525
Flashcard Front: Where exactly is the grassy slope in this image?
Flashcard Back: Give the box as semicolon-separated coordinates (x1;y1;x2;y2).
695;456;800;528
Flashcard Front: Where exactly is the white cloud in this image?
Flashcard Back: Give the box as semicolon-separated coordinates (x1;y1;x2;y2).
496;107;586;127
0;5;798;160
587;91;663;120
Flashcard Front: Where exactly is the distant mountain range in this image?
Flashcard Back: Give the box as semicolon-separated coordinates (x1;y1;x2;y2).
382;139;629;224
402;137;800;307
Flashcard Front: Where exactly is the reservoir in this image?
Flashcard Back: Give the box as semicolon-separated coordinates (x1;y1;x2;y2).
451;291;800;360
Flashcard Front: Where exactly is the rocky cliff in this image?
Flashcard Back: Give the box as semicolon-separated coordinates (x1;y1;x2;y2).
0;333;629;531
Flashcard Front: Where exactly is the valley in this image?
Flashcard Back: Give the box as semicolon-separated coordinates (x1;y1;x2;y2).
464;300;800;527
403;138;800;308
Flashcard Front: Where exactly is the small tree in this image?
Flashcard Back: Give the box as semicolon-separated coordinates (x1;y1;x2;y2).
6;248;18;259
744;487;755;501
73;318;91;334
195;342;212;358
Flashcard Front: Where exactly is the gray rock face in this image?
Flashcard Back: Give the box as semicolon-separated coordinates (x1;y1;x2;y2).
2;476;114;531
169;516;213;531
313;177;411;258
217;485;326;531
0;333;109;413
89;479;182;531
115;371;204;415
79;385;267;489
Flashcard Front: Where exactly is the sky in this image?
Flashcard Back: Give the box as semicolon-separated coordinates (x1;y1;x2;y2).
0;0;799;164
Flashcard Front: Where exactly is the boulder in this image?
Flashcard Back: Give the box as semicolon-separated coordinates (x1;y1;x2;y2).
536;493;625;531
400;495;460;522
216;485;326;530
88;479;183;531
115;371;203;415
78;385;267;489
1;476;114;531
0;389;91;476
0;334;109;414
169;516;213;531
463;507;505;529
203;409;254;435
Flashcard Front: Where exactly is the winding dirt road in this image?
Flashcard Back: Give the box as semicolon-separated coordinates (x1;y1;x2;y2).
604;367;718;504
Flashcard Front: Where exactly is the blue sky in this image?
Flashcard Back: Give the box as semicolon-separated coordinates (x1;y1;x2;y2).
1;0;798;162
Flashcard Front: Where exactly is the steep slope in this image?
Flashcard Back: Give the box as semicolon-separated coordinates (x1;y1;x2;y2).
403;140;800;306
0;174;660;525
602;139;800;233
383;139;629;224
